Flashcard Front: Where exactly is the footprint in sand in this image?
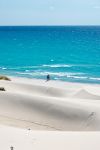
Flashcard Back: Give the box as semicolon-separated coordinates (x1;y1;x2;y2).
81;112;96;130
85;112;96;127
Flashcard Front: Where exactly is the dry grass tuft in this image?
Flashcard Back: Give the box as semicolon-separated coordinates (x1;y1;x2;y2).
0;75;11;81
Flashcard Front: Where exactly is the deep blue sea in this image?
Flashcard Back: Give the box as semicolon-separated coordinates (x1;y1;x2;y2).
0;26;100;83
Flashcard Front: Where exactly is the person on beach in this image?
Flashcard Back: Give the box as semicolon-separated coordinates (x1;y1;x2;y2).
46;74;50;81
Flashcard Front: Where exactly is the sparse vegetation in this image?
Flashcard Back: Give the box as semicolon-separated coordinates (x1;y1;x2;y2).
0;87;5;91
0;75;11;81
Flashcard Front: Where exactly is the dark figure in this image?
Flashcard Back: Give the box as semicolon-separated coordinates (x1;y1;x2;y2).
0;87;5;91
10;146;14;150
46;74;50;81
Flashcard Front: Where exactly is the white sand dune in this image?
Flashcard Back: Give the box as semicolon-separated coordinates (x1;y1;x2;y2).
72;89;100;100
0;77;100;131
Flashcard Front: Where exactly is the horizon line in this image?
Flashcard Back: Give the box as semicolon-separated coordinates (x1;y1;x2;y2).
0;25;100;27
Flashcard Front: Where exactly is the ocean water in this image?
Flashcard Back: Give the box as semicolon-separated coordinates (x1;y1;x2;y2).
0;26;100;84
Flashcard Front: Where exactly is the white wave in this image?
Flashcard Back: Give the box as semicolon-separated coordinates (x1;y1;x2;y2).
16;71;84;78
54;77;59;80
6;64;71;70
2;67;7;70
39;72;83;77
9;66;38;69
25;70;29;72
42;64;72;68
0;67;7;70
16;72;33;75
90;77;100;81
7;63;91;70
67;76;88;79
1;64;100;71
42;64;100;68
67;76;100;81
15;71;100;82
50;59;54;62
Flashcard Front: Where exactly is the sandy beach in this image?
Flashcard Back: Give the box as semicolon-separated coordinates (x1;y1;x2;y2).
0;124;100;150
0;76;100;149
0;76;100;131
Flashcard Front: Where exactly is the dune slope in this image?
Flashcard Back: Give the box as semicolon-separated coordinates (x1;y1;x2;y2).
0;77;100;130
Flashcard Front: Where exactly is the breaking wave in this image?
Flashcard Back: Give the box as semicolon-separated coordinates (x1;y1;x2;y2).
1;64;100;83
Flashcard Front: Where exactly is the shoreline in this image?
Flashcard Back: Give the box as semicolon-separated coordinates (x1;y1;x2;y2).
8;75;100;87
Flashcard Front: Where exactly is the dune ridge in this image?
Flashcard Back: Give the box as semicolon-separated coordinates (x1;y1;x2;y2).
0;77;100;131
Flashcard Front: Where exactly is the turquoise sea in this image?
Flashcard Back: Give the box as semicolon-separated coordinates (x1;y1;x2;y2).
0;26;100;83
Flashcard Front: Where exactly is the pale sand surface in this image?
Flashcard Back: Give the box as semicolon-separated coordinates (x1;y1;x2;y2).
0;124;100;150
0;76;100;131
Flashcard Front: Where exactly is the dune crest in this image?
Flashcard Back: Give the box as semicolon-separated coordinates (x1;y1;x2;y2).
72;89;100;100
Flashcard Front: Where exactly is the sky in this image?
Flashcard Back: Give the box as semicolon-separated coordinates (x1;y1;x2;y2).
0;0;100;25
